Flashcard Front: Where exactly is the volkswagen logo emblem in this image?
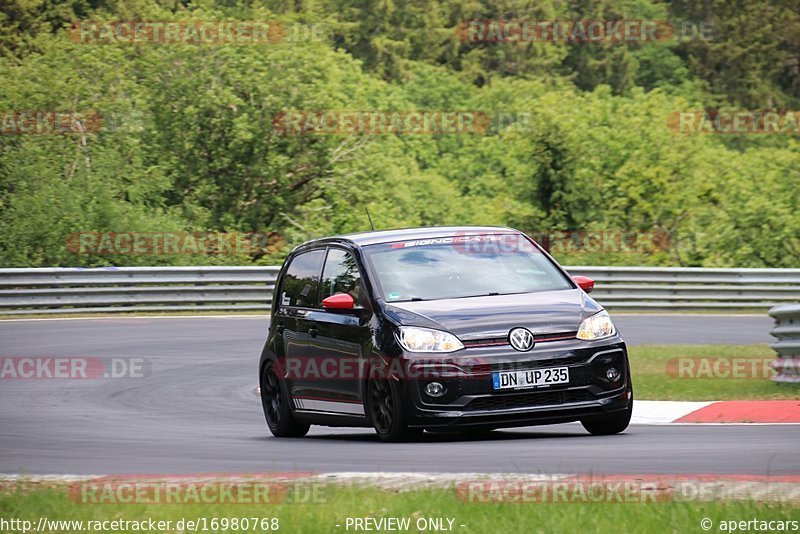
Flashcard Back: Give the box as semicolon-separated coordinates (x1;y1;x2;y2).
509;327;535;352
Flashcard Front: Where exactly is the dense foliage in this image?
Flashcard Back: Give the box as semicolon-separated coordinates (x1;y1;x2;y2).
0;0;798;267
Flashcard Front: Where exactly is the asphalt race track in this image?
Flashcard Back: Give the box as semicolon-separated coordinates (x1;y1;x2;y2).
1;314;796;476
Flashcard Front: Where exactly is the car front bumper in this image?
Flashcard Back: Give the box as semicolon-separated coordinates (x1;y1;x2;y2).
398;339;632;429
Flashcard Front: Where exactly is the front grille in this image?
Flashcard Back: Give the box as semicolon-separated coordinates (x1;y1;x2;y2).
467;388;594;410
536;331;579;342
462;331;578;348
462;337;508;348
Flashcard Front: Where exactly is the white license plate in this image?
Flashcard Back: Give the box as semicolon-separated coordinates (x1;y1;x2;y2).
492;367;569;390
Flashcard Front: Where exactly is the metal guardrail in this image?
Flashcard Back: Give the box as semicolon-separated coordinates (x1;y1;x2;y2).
571;266;800;309
769;304;800;383
0;266;798;315
0;267;280;315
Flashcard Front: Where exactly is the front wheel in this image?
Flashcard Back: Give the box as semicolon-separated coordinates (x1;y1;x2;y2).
367;377;422;443
580;394;633;435
261;361;310;438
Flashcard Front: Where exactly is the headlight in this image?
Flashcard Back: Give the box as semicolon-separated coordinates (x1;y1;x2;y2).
397;326;464;353
577;311;616;340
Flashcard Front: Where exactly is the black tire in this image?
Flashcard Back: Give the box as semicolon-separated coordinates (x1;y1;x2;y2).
580;395;633;435
367;377;423;443
261;361;310;438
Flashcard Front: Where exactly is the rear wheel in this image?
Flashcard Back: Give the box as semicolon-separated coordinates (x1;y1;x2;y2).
261;361;309;438
580;395;633;435
367;377;422;443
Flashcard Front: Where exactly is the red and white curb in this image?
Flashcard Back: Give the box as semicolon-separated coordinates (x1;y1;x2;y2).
633;400;800;424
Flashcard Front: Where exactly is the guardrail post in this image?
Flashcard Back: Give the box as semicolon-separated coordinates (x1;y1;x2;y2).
768;304;800;383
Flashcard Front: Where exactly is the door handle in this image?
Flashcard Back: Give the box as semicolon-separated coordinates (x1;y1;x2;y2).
308;327;318;338
275;323;285;333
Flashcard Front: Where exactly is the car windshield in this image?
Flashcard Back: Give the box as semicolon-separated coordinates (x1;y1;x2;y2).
363;234;573;302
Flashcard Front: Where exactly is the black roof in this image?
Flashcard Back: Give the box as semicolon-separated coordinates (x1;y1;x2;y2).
297;226;520;249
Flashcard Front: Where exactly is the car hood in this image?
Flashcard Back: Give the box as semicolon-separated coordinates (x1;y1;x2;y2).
382;289;602;341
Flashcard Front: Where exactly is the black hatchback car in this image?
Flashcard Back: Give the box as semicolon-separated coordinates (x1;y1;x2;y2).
259;227;632;442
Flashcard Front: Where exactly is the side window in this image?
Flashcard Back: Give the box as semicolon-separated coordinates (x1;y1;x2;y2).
280;249;325;308
320;248;364;304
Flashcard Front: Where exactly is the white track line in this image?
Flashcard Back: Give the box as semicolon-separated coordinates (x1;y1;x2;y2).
632;400;713;424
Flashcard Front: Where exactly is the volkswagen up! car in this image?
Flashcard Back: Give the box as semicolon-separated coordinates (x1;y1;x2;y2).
259;227;632;442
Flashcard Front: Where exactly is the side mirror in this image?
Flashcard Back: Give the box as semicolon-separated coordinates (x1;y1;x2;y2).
572;275;595;293
322;293;356;310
